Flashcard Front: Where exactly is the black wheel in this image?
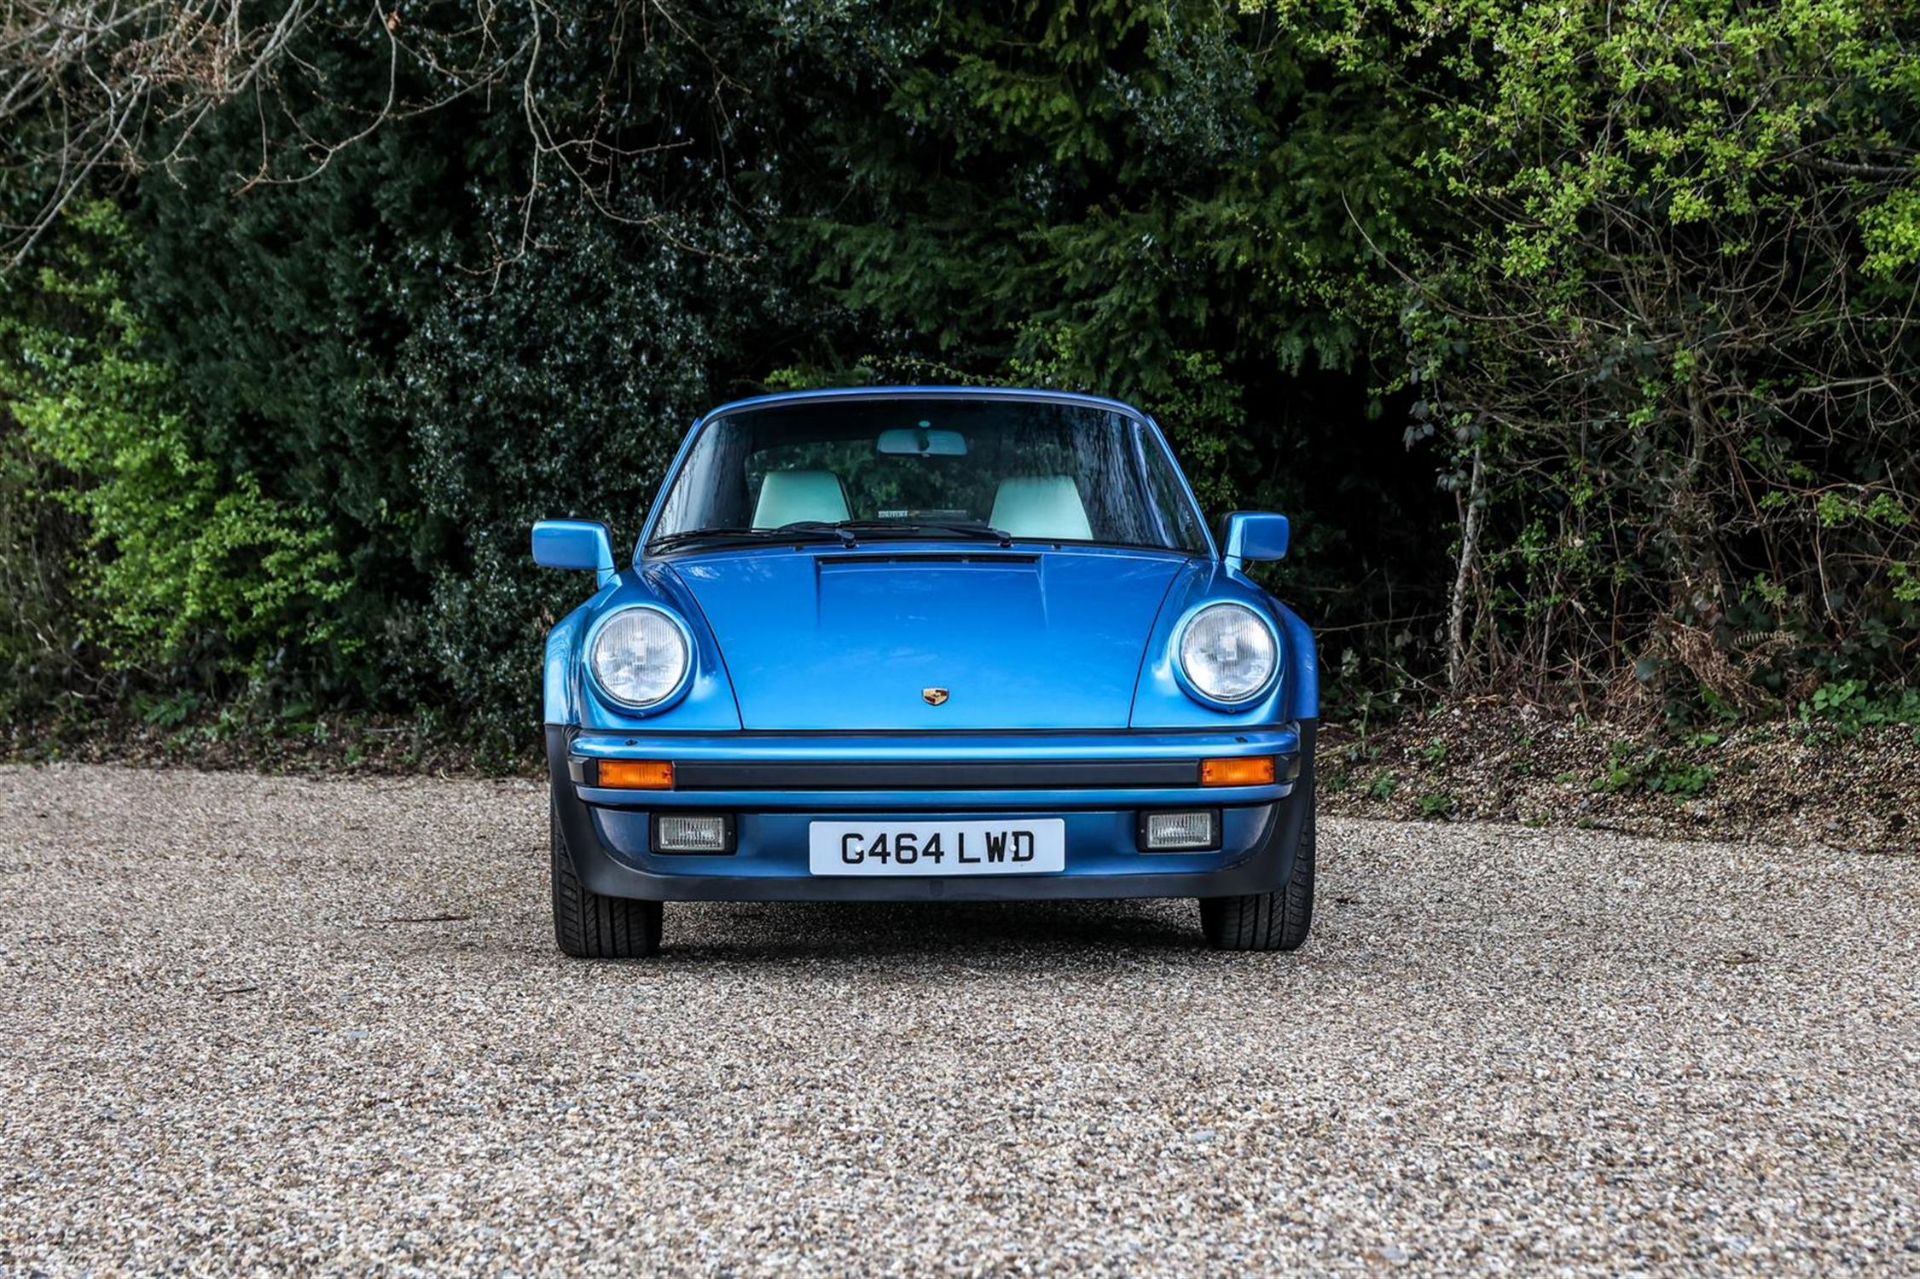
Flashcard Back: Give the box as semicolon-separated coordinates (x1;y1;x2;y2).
1199;808;1315;952
551;790;662;958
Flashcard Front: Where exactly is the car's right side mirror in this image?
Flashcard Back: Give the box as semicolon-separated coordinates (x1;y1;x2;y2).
1221;511;1290;571
532;519;617;587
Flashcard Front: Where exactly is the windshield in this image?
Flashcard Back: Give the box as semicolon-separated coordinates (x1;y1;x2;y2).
647;396;1209;554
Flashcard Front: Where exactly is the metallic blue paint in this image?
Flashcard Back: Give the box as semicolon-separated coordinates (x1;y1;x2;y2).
570;724;1299;764
663;544;1186;730
1271;599;1321;721
533;387;1321;904
1222;511;1291;569
563;566;743;731
542;602;593;725
1127;558;1290;728
532;519;617;587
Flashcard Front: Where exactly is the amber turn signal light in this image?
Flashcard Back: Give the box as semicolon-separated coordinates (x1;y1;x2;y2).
1200;756;1276;787
596;759;675;790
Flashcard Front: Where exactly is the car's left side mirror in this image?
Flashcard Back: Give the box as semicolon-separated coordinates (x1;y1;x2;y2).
532;519;617;588
1221;511;1290;571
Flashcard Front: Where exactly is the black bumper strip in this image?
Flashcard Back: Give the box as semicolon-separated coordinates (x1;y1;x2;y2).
670;759;1200;790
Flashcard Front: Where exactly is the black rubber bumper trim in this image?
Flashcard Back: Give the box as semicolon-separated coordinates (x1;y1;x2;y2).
570;724;1300;740
544;722;1317;903
671;759;1199;790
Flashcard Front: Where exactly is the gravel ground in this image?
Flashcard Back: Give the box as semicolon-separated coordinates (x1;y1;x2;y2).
2;766;1916;1275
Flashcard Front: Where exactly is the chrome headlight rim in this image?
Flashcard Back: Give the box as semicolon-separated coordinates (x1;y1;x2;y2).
1173;600;1281;709
583;603;695;713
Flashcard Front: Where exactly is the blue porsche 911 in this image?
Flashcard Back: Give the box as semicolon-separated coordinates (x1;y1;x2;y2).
532;387;1318;957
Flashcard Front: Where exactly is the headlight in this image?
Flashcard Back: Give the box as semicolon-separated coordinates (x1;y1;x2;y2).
1178;603;1278;705
590;607;690;708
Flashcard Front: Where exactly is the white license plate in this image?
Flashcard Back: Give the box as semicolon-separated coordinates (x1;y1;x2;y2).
808;819;1066;876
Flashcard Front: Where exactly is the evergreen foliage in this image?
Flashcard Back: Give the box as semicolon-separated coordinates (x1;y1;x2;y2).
1397;0;1920;710
0;204;345;684
0;0;1914;741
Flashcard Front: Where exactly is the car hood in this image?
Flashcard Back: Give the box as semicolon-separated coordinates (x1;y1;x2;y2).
664;547;1187;730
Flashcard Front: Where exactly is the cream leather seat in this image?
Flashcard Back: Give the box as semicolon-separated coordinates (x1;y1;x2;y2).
753;470;850;528
989;476;1093;541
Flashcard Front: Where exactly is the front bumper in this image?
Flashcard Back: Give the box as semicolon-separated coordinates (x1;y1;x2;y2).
546;722;1316;902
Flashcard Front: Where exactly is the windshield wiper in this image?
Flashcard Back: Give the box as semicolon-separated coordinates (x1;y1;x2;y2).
648;526;848;552
831;520;1015;548
770;521;859;547
651;520;1015;553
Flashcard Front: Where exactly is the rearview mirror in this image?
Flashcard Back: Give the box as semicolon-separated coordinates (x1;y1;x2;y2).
1221;511;1290;570
876;426;967;456
532;519;616;587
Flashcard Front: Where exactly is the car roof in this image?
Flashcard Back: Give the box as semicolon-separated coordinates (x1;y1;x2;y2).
694;385;1151;424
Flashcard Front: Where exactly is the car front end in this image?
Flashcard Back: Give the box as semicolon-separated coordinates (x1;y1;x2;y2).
550;714;1314;906
535;389;1319;954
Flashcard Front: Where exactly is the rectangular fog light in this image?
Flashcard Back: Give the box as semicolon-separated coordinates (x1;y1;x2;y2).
652;814;735;854
1140;810;1218;853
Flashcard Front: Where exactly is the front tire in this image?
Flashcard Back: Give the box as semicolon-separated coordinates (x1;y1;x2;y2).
551;791;662;958
1199;808;1315;952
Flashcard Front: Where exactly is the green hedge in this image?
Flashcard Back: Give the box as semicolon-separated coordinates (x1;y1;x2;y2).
1;0;1914;743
